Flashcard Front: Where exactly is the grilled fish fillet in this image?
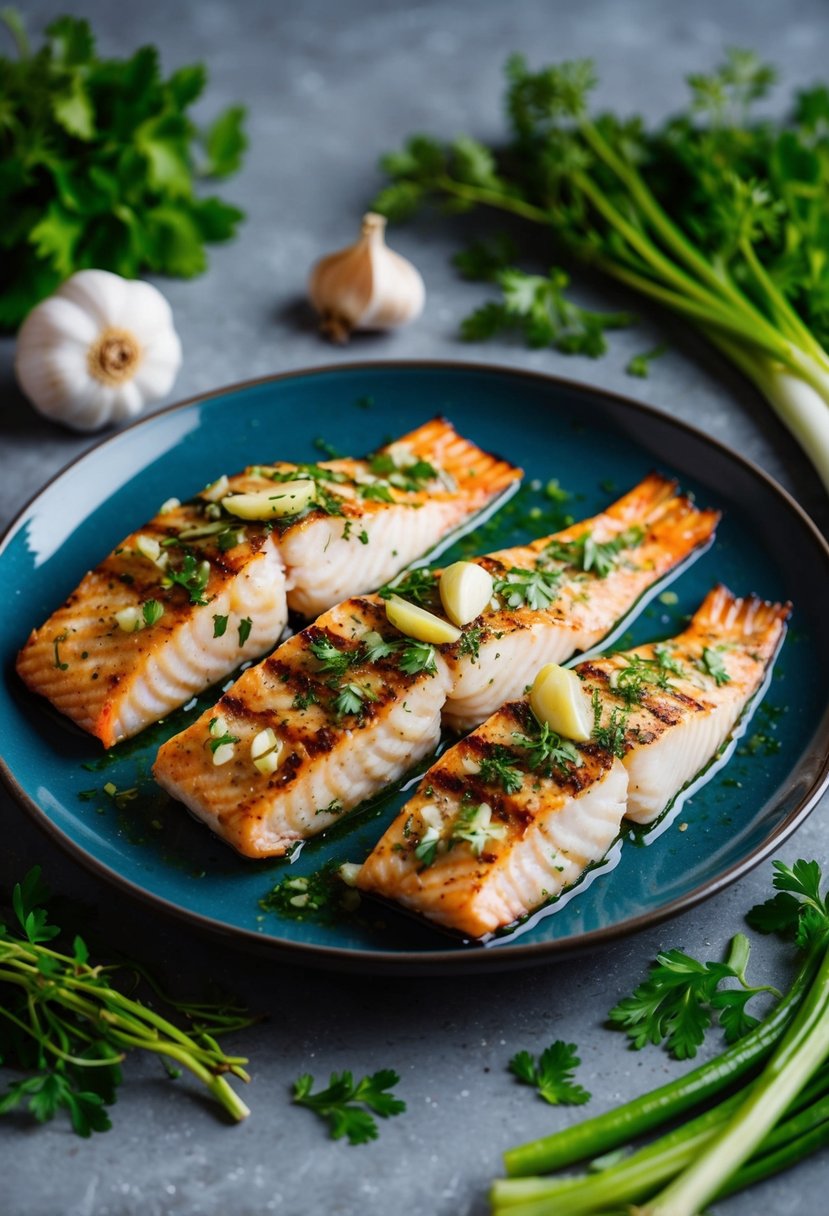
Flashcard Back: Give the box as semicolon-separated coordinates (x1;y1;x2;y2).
355;700;629;938
153;597;453;858
442;473;720;731
355;586;788;937
154;475;717;859
17;419;519;747
578;585;790;824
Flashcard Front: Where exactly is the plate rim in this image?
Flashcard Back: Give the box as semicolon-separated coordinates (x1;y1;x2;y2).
3;358;829;974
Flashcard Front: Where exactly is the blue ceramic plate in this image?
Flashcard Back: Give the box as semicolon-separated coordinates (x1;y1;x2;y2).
3;363;829;974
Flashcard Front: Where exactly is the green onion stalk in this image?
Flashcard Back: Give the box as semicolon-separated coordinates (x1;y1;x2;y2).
375;53;829;490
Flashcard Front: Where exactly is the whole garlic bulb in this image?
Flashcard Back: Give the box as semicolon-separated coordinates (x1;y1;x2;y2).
308;212;425;343
15;270;182;432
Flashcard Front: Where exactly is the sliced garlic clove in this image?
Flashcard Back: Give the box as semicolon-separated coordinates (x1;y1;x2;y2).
439;561;495;627
529;663;593;742
384;595;462;645
222;481;318;520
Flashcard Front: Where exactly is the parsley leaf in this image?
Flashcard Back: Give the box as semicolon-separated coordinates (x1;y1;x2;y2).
141;599;164;627
591;691;629;758
378;568;438;607
461;266;634;356
608;933;778;1059
494;565;562;610
698;646;731;686
508;1041;590;1106
292;1069;405;1145
162;554;211;605
212;614;228;638
397;641;437;676
237;617;253;646
0;13;247;329
309;635;354;678
546;526;645;578
333;683;374;718
513;719;582;775
746;859;829;952
477;746;524;793
626;343;669;378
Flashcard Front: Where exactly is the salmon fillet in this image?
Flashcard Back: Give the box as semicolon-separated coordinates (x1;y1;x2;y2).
436;473;719;729
16;419;520;747
153;597;452;857
355;586;788;938
578;585;790;824
154;475;716;859
355;699;629;938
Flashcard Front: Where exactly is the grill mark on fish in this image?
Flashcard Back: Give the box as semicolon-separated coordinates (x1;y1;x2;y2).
18;418;520;747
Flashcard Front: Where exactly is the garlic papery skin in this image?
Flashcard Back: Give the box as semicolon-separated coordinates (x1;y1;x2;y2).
308;212;425;343
15;270;182;432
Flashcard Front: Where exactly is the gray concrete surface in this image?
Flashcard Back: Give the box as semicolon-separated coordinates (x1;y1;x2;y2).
1;1;827;1212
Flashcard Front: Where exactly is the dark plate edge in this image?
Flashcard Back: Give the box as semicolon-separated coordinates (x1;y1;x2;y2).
2;359;829;975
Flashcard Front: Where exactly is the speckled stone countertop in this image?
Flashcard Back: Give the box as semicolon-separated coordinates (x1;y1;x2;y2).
2;2;827;1213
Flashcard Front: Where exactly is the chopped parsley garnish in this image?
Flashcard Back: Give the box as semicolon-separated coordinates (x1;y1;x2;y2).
513;719;582;775
208;731;239;754
591;690;629;757
53;632;69;671
494;565;562;610
292;1069;405;1145
292;688;317;711
611;648;685;705
315;798;343;817
361;631;398;663
217;526;244;551
508;1041;591;1106
213;614;228;638
358;529;370;545
357;481;395;503
477;746;524;794
377;567;438;606
368;452;439;492
309;635;354;678
333;683;374;718
450;802;507;856
414;821;442;869
397;641;437;676
162;553;211;605
237;617;253;646
699;646;731;686
545;525;645;578
141;599;164;627
458;625;485;661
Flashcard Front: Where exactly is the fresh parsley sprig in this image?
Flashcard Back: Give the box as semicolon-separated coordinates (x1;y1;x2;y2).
0;12;246;330
494;565;562;610
545;526;645;578
292;1069;406;1145
509;1041;591;1106
513;719;581;775
608;933;780;1060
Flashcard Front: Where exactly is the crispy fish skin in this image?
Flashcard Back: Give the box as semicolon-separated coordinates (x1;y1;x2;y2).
578;585;791;825
153;597;453;858
17;418;520;747
441;473;720;730
154;474;719;859
355;700;629;938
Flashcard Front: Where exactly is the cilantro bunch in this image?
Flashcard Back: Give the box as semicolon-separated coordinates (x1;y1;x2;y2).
0;11;247;329
375;49;829;490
